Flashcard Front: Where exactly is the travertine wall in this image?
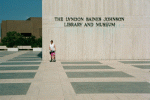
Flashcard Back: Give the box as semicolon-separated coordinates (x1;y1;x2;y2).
42;0;150;61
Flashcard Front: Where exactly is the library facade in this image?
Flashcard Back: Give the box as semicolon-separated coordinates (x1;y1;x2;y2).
42;0;150;61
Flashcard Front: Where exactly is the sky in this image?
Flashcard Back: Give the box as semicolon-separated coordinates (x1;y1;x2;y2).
0;0;42;37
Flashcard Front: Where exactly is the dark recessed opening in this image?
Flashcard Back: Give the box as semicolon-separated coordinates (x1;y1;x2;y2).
21;33;32;37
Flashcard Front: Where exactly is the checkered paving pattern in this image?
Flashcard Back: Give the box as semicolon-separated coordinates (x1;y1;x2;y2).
0;51;17;58
61;61;150;94
0;52;150;99
0;51;42;95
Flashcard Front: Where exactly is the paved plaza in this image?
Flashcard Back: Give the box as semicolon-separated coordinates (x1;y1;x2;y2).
0;51;150;100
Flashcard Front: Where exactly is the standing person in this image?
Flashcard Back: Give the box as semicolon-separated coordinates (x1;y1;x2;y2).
49;40;56;62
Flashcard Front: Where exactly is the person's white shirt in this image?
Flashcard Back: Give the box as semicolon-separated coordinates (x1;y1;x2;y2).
50;43;55;51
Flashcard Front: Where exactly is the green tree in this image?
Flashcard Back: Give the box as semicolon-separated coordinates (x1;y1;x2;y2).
37;36;42;47
1;31;42;47
1;31;22;47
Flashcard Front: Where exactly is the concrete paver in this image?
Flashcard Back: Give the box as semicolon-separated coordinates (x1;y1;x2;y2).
0;83;31;95
0;66;39;70
63;65;114;69
66;71;133;78
132;65;150;69
0;52;150;100
71;82;150;93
